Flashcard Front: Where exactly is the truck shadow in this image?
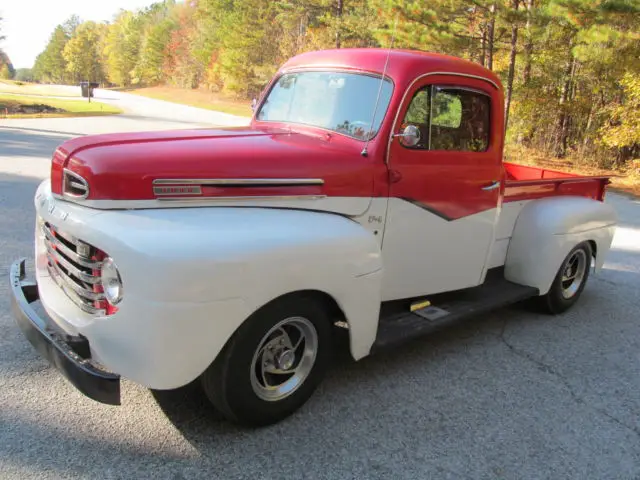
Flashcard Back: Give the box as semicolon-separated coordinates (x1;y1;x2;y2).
149;301;533;435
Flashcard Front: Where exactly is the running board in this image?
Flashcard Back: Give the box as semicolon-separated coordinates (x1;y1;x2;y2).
372;276;539;352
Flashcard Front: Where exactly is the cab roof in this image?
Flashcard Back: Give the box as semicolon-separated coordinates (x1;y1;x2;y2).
279;48;502;91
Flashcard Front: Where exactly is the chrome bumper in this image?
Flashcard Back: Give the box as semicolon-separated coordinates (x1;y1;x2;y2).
9;258;121;405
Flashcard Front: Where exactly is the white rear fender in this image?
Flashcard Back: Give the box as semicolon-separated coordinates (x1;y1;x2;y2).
504;196;617;294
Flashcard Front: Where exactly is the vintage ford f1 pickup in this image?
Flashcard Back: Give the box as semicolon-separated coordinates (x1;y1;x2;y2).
10;48;617;426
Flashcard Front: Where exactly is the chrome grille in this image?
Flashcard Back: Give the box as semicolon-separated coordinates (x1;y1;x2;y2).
42;222;105;314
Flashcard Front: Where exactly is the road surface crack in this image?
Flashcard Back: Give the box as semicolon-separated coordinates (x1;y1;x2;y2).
499;319;640;440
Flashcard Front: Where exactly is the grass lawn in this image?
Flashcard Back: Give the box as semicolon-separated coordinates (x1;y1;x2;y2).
0;93;122;118
0;79;82;98
505;144;640;198
124;86;253;117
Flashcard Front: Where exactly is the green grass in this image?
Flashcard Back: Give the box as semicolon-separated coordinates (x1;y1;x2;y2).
0;79;82;98
0;93;122;118
126;86;253;117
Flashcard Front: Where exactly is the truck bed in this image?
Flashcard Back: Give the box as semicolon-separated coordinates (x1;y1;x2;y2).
503;162;611;202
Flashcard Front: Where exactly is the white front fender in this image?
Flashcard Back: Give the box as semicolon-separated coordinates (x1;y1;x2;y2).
41;199;383;388
504;196;617;295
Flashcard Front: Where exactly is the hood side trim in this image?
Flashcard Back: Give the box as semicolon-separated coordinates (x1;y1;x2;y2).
156;194;327;202
152;178;325;187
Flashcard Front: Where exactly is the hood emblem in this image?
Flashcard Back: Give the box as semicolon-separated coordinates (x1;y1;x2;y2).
153;185;203;196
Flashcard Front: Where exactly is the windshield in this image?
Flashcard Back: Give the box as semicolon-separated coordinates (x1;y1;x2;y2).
256;71;393;141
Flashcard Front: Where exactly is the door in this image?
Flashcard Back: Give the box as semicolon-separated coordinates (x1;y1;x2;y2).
380;75;503;301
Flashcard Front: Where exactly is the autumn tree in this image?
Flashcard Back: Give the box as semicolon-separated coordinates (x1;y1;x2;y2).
135;2;177;84
62;21;107;83
600;73;640;158
103;10;144;86
33;25;71;83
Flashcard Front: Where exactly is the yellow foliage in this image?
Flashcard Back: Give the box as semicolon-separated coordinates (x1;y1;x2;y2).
599;73;640;149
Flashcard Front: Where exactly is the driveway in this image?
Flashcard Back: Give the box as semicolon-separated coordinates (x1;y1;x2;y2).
1;92;640;479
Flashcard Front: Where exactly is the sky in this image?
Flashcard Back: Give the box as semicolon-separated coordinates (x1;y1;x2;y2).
1;0;160;69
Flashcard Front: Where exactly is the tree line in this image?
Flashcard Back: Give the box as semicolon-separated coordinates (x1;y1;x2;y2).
0;15;16;80
21;0;640;167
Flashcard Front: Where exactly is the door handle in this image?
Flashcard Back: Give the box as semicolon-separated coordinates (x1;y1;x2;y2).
481;181;501;191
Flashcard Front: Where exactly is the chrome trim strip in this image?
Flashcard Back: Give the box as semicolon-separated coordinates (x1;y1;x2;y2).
386;71;498;165
47;260;105;301
155;194;328;202
42;227;102;269
62;168;89;200
47;264;105;315
152;178;325;186
45;244;100;284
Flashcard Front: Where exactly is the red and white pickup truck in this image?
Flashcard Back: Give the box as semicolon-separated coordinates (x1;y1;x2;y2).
10;48;617;426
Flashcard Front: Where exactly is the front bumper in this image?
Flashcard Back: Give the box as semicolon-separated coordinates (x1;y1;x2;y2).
9;258;121;405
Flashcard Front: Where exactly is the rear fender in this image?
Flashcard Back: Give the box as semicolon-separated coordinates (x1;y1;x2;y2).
504;196;617;295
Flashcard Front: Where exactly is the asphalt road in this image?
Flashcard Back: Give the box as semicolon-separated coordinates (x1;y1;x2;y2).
2;93;640;479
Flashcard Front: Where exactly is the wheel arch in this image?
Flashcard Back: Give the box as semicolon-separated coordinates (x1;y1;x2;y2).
239;284;380;362
255;289;347;323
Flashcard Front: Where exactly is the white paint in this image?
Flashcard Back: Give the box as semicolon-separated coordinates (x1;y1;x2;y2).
494;200;530;240
31;178;620;390
486;200;531;268
380;198;498;301
488;238;510;269
34;180;383;389
350;198;389;246
504;196;618;294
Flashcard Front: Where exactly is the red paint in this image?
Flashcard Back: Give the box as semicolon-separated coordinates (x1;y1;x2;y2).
504;162;610;203
386;73;504;220
58;127;374;200
49;48;610;213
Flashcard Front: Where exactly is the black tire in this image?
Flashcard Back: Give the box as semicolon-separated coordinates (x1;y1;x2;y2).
535;242;592;314
201;294;333;427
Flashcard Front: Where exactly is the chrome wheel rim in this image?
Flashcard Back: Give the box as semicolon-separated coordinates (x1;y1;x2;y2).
561;249;587;299
250;316;318;402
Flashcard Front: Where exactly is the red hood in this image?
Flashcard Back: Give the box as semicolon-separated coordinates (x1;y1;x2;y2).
52;126;377;203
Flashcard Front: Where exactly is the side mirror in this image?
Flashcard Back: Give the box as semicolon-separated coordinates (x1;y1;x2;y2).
394;125;421;147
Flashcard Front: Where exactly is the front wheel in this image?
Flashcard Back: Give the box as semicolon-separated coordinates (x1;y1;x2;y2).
201;294;333;426
536;242;592;314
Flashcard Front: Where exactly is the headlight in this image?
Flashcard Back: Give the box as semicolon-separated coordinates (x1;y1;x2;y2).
101;257;123;305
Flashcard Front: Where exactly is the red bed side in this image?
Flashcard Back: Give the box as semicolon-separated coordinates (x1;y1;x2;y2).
503;162;611;203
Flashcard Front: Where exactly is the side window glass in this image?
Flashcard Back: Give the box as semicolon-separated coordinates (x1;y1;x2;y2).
431;87;490;152
399;85;491;152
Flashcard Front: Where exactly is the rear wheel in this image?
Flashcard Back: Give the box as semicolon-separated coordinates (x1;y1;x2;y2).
201;294;333;426
536;242;592;314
